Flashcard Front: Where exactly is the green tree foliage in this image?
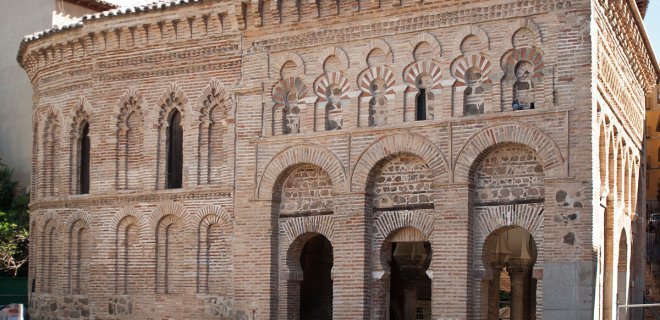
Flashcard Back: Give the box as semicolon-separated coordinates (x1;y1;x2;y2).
0;160;29;277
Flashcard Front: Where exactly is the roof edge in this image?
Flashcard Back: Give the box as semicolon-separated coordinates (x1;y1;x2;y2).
63;0;119;11
16;0;204;69
628;0;660;81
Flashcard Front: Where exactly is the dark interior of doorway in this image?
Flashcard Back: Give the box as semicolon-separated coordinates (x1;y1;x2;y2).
300;235;333;320
390;241;432;320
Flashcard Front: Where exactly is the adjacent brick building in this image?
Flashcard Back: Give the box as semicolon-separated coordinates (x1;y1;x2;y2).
16;0;659;319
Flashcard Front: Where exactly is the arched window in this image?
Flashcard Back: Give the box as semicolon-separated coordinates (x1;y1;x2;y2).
415;74;431;121
166;110;183;189
79;123;90;194
416;88;427;121
463;67;485;115
512;61;535;111
656;117;660;132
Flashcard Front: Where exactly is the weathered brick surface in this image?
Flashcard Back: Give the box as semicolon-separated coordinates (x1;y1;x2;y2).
17;0;657;319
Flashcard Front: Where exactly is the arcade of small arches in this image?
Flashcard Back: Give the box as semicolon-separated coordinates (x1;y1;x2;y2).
31;204;233;298
270;24;547;135
33;81;233;198
31;124;566;319
596;111;640;320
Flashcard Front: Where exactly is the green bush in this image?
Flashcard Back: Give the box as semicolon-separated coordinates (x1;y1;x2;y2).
0;160;29;277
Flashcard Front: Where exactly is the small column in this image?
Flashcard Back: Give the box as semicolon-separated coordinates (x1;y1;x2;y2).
487;267;503;320
507;266;528;320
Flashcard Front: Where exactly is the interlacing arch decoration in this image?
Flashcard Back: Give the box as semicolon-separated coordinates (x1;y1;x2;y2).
197;80;232;185
69;98;93;195
64;211;92;294
351;133;449;192
40;212;63;294
314;72;350;102
116;88;145;190
453;25;490;54
156;84;188;190
408;32;442;59
357;66;396;127
451;54;493;87
272;77;308;135
112;207;144;294
257;144;346;198
317;47;350;71
453;123;564;183
403;61;443;91
450;54;493;116
363;38;394;65
357;67;396;95
272;52;306;78
403;60;443;121
195;205;233;294
500;48;544;82
314;71;350;131
506;19;543;48
500;20;545;111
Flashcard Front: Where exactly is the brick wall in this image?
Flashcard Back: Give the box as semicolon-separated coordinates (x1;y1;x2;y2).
16;0;656;319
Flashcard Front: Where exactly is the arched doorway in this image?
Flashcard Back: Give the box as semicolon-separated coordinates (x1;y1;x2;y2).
483;226;538;320
468;143;545;319
300;234;333;320
388;228;432;320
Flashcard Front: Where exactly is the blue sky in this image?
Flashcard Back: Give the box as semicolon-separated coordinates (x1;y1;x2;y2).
645;1;660;58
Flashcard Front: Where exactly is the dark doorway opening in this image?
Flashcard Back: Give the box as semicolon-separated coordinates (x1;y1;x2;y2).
390;241;432;320
300;234;333;320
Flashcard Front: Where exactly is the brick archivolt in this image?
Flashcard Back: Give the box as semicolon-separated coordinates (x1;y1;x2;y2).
111;207;146;232
452;25;490;55
62;210;92;231
316;47;349;71
257;143;347;198
363;38;394;65
476;205;543;245
281;215;334;243
408;32;442;58
503;19;543;50
195;205;232;230
453;123;564;183
148;201;191;230
272;52;306;78
351;133;449;191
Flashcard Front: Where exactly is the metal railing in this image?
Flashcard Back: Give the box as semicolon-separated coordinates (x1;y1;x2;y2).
618;299;660;319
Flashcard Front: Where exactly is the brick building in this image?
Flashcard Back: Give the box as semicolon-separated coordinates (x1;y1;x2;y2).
16;0;659;319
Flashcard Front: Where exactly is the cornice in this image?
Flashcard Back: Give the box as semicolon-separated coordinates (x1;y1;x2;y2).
29;187;232;210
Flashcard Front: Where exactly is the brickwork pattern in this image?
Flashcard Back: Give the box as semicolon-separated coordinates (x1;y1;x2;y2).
17;0;656;319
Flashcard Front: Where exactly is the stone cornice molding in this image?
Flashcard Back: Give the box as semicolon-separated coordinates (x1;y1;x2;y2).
29;188;233;211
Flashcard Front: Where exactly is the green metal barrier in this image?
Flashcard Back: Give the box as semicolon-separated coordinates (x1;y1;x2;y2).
0;277;28;306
